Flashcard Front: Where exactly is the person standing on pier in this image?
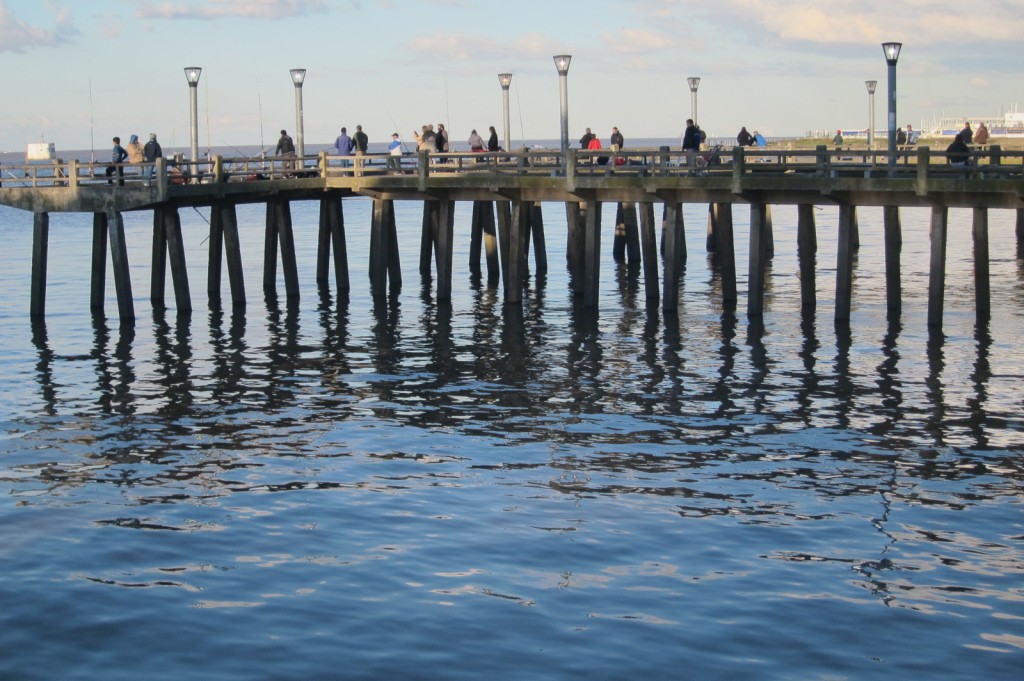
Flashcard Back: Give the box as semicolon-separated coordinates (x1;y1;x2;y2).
276;130;296;175
682;119;701;166
106;136;128;186
353;124;368;175
579;127;594;149
143;133;162;185
334;127;353;167
832;129;843;150
974;122;989;147
435;123;449;162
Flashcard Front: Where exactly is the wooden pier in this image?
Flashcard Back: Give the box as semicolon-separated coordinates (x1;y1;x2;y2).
2;145;1023;329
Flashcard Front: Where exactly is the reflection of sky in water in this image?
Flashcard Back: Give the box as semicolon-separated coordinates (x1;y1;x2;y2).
0;201;1022;678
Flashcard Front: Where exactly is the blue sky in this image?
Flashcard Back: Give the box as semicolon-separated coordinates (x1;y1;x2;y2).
1;0;1021;153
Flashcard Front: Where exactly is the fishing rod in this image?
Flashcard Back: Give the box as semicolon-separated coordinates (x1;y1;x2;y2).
387;112;411;154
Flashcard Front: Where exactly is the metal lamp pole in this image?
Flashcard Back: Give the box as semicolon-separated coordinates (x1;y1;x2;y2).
687;76;700;124
290;69;306;162
184;66;202;182
882;42;902;174
865;80;877;150
499;73;512;152
553;55;571;174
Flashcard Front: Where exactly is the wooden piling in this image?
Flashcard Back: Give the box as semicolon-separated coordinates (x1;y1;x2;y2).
529;202;548;275
796;204;817;309
263;199;299;299
638;202;659;300
662;201;681;311
208;202;246;308
502;201;526;305
928;205;949;328
159;208;191;312
89;212;106;313
30;212;49;318
107;209;135;321
583;199;602;308
973;207;990;322
565;202;584;295
316;194;349;296
747;202;769;317
434;196;455;300
370;198;401;297
835;203;856;323
713;203;737;311
883;205;902;317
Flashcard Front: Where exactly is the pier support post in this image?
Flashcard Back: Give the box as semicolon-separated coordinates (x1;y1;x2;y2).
90;212;106;313
151;207;191;313
661;201;682;311
883;205;902;318
435;196;455;300
528;202;548;275
316;194;349;297
835;203;856;324
613;203;627;261
747;202;769;317
30;212;49;318
583;198;602;308
566;202;585;295
763;204;775;258
263;198;300;300
638;202;659;300
107;209;135;322
1017;208;1024;260
370;199;401;297
706;203;717;252
973;207;990;322
208;202;246;308
928;205;949;328
661;202;686;271
613;202;640;265
498;200;528;305
420;202;437;276
470;201;500;284
713;203;737;311
797;204;817;310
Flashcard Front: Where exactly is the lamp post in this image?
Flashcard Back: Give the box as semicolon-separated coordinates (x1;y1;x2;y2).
498;73;512;152
687;76;701;124
881;42;901;174
865;80;877;149
184;67;202;182
290;68;306;162
553;55;571;173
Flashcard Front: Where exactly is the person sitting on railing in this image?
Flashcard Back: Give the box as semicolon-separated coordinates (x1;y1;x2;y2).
487;126;500;152
127;135;145;177
737;127;753;147
946;135;970;166
587;133;604;165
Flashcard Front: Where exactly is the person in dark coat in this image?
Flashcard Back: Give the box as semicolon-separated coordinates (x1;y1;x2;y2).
487;126;500;152
946;135;970;165
737;127;753;146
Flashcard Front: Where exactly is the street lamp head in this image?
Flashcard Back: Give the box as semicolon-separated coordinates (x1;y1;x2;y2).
865;79;877;94
553;54;572;75
498;73;513;89
290;68;307;86
881;42;902;65
184;67;202;86
687;76;701;92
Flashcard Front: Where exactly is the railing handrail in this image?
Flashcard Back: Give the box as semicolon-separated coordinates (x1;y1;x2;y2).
1;145;1022;190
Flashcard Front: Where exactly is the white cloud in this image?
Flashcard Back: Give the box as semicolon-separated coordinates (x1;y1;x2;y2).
134;0;328;20
0;0;77;53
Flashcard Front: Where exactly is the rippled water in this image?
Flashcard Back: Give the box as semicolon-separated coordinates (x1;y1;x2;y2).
1;198;1022;680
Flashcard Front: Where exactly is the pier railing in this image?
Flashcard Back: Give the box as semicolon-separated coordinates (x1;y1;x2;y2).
2;145;1022;190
